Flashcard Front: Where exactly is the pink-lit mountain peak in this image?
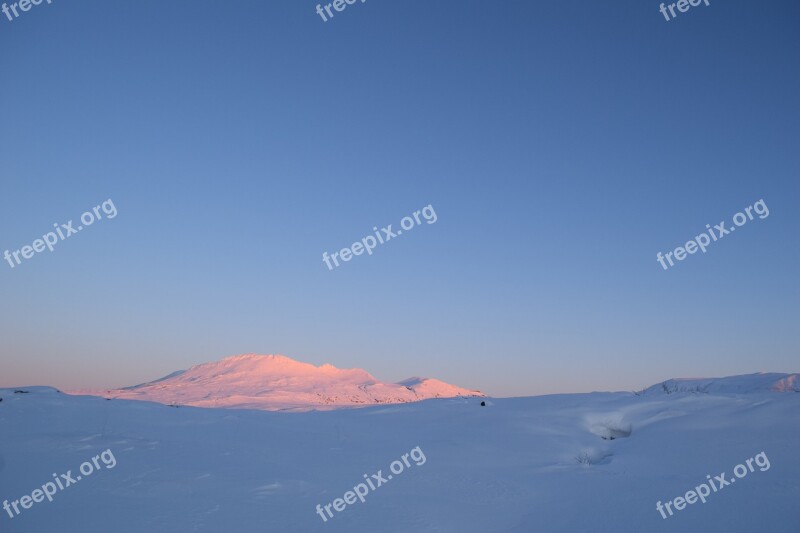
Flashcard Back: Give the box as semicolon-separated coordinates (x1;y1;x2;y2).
186;354;377;381
78;354;483;411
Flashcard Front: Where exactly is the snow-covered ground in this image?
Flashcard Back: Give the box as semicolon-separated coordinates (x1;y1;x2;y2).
1;375;798;532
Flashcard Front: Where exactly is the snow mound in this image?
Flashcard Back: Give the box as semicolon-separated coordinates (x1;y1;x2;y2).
68;354;484;411
641;372;800;395
585;412;632;440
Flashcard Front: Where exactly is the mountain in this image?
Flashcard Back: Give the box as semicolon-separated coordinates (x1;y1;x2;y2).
69;354;484;411
640;372;800;395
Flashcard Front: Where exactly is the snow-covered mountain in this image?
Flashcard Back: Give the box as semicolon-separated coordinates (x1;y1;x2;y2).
69;354;484;411
640;372;800;395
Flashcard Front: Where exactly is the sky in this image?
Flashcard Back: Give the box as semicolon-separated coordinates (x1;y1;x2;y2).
0;0;798;397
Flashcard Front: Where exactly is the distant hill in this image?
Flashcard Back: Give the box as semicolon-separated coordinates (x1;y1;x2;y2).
640;373;799;395
69;354;484;411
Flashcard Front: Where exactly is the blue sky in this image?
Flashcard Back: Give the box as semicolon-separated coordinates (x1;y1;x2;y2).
1;0;798;396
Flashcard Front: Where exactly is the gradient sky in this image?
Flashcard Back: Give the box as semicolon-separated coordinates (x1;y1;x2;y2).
1;0;798;397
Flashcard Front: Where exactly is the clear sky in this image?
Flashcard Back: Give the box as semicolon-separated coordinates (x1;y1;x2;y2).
1;0;798;397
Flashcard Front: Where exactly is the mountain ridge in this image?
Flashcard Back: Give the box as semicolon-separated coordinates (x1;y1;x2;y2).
69;354;485;411
639;372;799;395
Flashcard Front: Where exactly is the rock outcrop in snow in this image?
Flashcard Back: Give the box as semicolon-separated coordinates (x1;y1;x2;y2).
70;354;484;411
